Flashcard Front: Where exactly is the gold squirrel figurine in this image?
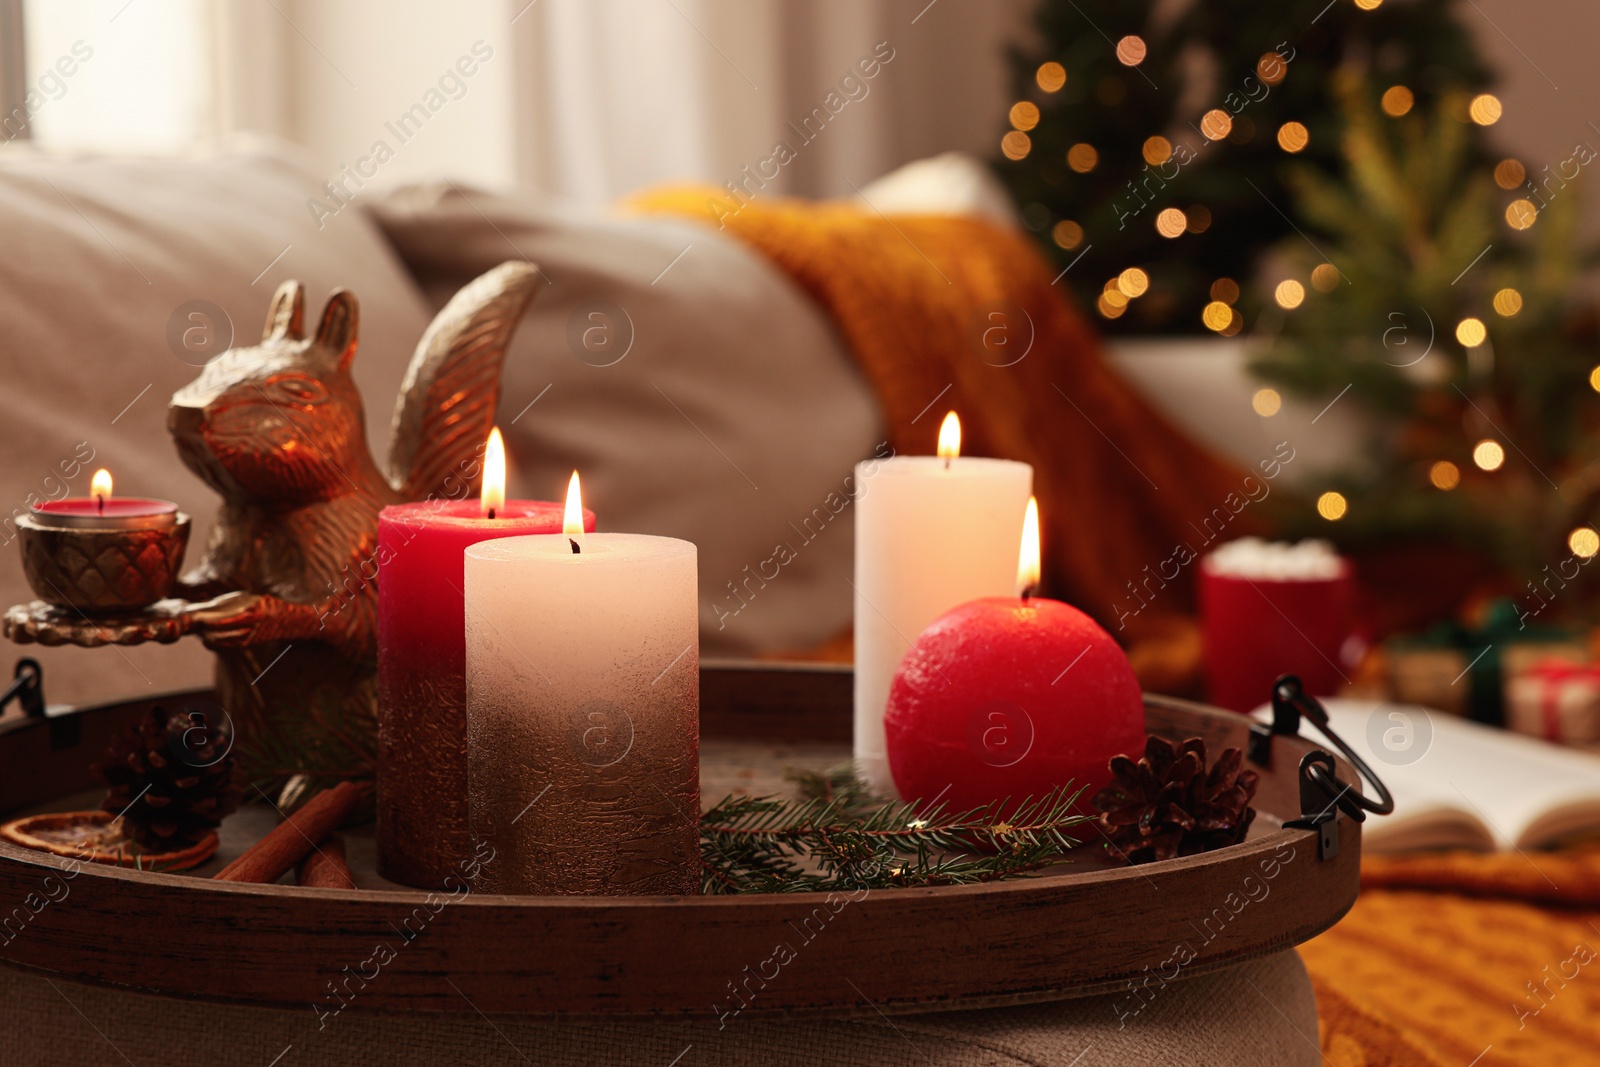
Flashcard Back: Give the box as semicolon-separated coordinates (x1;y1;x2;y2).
170;261;541;783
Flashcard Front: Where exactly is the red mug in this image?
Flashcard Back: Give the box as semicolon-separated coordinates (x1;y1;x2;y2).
1200;552;1354;712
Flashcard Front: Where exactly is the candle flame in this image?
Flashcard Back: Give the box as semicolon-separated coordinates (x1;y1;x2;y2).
1017;496;1041;598
563;470;585;540
937;411;961;461
481;428;506;519
91;468;112;503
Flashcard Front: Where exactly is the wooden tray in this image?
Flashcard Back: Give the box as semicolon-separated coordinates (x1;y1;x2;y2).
0;662;1360;1017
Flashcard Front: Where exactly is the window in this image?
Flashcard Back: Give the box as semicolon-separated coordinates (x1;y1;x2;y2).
16;0;210;151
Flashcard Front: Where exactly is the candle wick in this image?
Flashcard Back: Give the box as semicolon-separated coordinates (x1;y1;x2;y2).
569;538;581;554
96;494;104;515
1021;584;1036;604
486;506;496;520
943;457;951;471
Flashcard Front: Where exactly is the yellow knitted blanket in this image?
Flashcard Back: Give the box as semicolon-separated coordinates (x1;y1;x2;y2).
1305;850;1600;1066
632;186;1261;691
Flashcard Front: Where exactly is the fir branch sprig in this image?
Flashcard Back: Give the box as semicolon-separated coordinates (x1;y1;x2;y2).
698;765;1093;895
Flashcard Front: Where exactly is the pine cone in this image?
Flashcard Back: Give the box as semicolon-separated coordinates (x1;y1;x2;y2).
1092;735;1258;865
94;705;242;851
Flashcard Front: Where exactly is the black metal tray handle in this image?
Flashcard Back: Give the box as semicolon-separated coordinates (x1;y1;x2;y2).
1249;673;1395;860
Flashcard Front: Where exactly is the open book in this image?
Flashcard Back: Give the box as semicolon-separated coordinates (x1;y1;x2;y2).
1256;699;1600;853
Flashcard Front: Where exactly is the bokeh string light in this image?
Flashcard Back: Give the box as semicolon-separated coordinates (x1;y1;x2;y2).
1455;318;1487;347
1429;461;1460;491
1472;439;1505;472
1381;86;1414;117
1200;109;1233;141
1051;220;1084;250
1469;93;1502;126
1009;101;1040;132
1201;301;1232;332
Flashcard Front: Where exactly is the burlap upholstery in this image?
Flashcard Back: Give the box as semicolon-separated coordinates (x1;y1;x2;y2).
0;948;1316;1066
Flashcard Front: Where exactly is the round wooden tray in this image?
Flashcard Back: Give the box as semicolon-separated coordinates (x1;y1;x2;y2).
0;662;1360;1017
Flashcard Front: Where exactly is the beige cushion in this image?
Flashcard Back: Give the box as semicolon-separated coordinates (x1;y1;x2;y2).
0;145;435;705
854;150;1021;228
0;948;1319;1065
370;184;883;656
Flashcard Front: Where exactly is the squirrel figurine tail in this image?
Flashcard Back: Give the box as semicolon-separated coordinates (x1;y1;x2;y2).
169;262;542;785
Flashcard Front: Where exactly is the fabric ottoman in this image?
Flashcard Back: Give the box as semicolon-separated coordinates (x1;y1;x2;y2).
0;948;1317;1066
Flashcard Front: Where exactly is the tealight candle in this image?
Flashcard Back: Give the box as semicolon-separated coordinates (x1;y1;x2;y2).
31;468;179;529
464;473;699;896
853;413;1032;794
376;429;595;889
18;468;190;612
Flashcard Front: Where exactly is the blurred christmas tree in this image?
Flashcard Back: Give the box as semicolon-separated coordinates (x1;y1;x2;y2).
996;0;1491;335
1251;75;1600;599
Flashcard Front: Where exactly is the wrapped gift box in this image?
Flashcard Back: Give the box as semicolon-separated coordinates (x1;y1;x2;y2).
1506;658;1600;744
1383;599;1585;723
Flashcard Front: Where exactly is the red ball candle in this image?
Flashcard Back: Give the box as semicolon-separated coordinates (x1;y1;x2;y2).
376;431;595;888
884;499;1145;812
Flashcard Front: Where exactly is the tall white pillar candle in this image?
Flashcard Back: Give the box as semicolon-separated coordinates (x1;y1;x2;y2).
464;507;699;895
853;414;1032;795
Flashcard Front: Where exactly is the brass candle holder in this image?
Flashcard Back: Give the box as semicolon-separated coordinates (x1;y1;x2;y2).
17;510;191;614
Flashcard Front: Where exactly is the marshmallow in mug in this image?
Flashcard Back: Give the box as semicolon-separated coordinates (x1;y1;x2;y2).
1205;537;1345;581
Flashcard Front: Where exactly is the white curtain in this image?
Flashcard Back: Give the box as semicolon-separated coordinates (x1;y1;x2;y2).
25;0;1031;202
509;0;1032;204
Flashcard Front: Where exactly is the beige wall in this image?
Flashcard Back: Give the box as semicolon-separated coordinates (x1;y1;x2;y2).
1469;0;1600;236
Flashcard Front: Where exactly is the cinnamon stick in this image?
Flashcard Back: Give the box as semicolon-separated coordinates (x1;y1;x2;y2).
215;781;368;883
296;833;356;889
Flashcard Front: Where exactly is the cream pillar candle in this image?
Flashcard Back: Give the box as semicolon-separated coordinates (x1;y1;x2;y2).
463;474;699;895
853;413;1032;795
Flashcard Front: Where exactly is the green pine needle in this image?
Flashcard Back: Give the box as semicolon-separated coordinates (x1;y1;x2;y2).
699;764;1094;894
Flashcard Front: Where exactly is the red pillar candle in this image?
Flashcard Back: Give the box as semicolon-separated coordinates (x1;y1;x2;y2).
885;499;1146;812
376;431;594;888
